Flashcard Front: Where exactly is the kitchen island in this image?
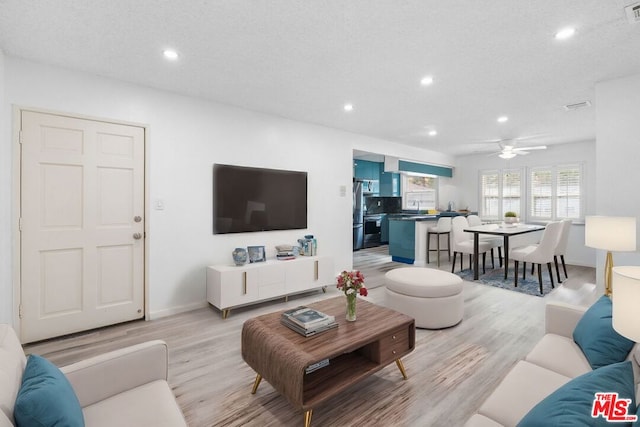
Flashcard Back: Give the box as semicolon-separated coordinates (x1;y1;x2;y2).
388;212;474;265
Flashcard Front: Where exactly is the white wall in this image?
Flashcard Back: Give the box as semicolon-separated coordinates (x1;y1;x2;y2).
454;141;597;267
0;50;11;324
0;57;455;324
594;73;640;291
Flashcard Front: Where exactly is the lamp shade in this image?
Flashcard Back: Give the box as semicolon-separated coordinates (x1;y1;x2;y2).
612;266;640;342
585;216;636;251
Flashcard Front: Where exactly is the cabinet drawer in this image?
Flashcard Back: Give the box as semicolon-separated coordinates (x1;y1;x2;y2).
378;327;410;364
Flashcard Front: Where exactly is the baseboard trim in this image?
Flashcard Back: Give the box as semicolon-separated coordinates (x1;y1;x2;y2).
149;301;209;320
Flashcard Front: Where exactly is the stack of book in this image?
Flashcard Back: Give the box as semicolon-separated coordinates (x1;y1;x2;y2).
280;306;338;337
305;358;330;374
276;250;296;260
276;245;296;260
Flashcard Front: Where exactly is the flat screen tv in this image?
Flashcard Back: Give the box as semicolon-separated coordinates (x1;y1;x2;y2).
213;164;308;234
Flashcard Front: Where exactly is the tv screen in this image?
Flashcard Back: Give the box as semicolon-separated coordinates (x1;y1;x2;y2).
213;164;308;234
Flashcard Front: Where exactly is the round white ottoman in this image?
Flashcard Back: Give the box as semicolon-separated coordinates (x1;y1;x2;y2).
385;267;463;329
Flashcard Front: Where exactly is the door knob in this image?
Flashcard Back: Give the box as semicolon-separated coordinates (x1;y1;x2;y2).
133;233;142;240
134;216;142;223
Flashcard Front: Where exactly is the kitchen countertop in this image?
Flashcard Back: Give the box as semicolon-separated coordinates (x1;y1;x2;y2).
388;212;475;221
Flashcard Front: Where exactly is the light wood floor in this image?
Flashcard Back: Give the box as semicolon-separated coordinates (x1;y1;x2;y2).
25;246;597;427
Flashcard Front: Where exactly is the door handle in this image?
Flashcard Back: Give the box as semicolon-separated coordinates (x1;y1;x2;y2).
133;233;143;240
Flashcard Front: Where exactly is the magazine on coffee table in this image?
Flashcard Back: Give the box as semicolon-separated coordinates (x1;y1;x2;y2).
282;306;335;328
280;317;338;337
281;306;338;337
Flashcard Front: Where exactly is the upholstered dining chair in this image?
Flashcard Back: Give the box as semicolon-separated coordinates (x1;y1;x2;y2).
426;217;451;267
466;215;503;268
510;221;563;294
553;219;572;283
451;216;498;274
466;215;482;227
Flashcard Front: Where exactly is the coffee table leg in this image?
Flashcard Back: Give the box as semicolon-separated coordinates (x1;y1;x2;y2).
395;359;408;380
304;409;313;427
251;374;262;394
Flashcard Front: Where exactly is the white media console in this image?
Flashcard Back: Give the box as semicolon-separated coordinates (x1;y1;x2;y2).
206;255;334;318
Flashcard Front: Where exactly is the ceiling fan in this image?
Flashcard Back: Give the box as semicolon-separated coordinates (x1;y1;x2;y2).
483;138;547;159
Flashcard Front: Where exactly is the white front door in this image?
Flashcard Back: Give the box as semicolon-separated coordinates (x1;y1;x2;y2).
20;110;145;343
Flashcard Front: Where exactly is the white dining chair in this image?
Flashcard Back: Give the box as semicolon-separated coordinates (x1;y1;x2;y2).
553;219;572;283
426;217;451;267
451;216;497;274
466;214;503;268
466;215;482;226
509;221;563;294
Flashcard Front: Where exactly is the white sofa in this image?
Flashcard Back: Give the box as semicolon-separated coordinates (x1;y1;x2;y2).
0;324;187;427
465;301;640;427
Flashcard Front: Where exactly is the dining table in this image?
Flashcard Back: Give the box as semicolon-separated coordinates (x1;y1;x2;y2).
463;223;546;280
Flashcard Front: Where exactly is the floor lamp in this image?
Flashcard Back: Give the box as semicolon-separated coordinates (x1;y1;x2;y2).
612;266;640;342
585;216;636;297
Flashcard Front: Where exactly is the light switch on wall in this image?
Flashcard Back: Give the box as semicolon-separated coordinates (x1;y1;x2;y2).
154;199;165;210
339;185;347;197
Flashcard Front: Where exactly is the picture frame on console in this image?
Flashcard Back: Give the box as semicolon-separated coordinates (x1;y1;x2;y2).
248;246;266;263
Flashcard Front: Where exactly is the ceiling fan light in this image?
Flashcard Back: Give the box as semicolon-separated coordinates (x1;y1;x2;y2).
555;27;576;40
499;152;516;159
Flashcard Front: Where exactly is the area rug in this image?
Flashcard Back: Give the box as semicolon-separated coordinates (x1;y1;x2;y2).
456;267;555;297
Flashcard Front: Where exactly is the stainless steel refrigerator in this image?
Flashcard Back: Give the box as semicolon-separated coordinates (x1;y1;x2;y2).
353;179;364;250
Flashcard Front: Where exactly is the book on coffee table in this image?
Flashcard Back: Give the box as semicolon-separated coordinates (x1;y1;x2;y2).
280;316;338;337
280;306;338;337
282;306;335;329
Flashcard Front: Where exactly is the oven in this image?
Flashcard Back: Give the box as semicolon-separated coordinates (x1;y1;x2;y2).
363;215;382;247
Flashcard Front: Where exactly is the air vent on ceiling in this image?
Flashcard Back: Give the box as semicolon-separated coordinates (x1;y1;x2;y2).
563;101;592;111
625;2;640;24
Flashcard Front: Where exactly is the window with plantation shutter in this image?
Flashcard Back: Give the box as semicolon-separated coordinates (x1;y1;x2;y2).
530;168;553;219
479;169;522;219
529;164;583;220
556;165;582;219
502;170;521;215
480;171;500;219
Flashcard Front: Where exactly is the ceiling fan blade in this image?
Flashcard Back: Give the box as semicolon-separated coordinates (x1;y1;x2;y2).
468;139;503;145
513;145;547;151
512;134;549;141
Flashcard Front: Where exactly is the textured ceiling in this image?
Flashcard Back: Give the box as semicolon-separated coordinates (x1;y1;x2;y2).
1;0;640;156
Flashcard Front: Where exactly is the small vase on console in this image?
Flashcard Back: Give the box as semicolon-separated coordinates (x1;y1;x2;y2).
232;247;248;266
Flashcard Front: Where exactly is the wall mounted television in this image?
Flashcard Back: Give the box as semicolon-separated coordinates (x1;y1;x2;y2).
213;164;308;234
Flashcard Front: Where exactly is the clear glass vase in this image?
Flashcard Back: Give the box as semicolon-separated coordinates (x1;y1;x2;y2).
346;293;357;322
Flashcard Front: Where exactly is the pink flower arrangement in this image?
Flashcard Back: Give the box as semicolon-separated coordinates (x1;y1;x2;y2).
336;270;368;297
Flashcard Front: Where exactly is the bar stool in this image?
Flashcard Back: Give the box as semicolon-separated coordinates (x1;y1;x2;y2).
427;217;451;267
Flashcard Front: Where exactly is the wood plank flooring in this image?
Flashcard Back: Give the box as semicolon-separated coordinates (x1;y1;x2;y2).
24;246;596;427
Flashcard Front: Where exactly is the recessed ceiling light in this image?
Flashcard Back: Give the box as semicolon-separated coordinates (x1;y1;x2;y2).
497;116;509;123
428;130;437;136
554;27;576;40
420;76;434;86
163;49;179;60
344;104;354;112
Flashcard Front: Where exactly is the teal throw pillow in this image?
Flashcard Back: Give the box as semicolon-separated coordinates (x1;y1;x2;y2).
518;361;637;427
573;295;635;369
14;354;85;427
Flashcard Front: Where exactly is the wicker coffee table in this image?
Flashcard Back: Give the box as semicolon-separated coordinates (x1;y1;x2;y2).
241;296;415;426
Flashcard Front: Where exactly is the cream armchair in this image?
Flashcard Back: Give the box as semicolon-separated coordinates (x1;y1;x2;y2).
0;324;187;427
